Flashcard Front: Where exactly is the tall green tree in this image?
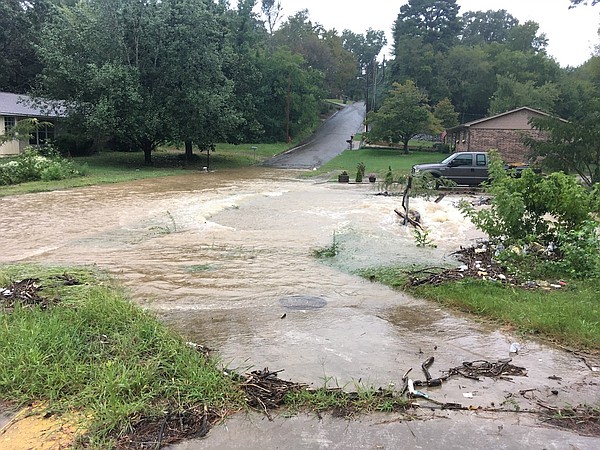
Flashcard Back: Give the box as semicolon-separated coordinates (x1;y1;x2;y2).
260;0;282;36
220;0;267;143
161;0;241;160
254;48;323;142
393;0;461;52
366;80;441;154
488;75;560;115
36;0;238;164
341;28;387;69
441;44;495;120
505;21;548;53
0;0;57;93
391;1;460;102
433;97;459;128
341;28;387;105
274;10;355;98
527;97;600;187
460;10;518;45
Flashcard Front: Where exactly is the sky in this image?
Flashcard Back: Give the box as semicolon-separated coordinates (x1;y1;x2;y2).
267;0;599;67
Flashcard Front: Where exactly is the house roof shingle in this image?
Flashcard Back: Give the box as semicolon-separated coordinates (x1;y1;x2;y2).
447;106;552;132
0;92;64;118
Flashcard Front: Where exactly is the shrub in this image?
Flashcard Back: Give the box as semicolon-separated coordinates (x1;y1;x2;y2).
356;162;365;182
0;146;82;185
460;150;600;279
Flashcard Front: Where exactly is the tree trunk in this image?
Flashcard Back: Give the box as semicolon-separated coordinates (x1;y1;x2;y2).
403;139;410;154
185;140;193;162
143;148;152;165
141;139;154;165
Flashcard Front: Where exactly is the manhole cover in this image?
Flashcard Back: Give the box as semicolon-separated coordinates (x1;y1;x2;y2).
279;295;327;310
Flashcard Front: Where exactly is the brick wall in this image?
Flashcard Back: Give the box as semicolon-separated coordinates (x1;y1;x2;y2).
454;129;547;163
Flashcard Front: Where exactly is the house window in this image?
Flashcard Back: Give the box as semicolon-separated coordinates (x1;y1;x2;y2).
29;123;55;146
4;116;16;134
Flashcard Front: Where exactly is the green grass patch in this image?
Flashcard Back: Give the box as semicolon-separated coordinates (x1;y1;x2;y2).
0;264;244;446
0;264;417;446
413;278;600;349
358;266;600;351
0;143;290;197
284;385;408;417
311;149;444;180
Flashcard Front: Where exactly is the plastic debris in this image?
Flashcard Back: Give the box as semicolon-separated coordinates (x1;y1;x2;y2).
407;379;429;399
509;343;520;354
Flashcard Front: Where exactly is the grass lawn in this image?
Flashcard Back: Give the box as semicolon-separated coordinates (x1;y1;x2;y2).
357;267;600;352
416;278;600;351
1;143;446;196
0;264;245;447
312;148;444;180
0;143;290;197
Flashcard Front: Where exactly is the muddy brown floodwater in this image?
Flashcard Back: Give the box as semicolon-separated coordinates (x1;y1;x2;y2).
1;168;598;416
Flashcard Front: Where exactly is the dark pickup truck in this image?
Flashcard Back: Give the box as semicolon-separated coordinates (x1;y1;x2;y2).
411;151;534;186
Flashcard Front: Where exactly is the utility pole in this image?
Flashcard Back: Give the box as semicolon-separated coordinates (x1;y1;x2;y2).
372;59;377;112
285;73;291;143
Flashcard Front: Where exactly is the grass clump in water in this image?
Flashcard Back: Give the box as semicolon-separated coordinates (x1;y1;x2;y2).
0;264;244;447
284;383;409;418
312;231;342;258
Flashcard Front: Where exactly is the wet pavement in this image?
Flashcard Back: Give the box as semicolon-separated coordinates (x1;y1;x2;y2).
0;168;599;448
166;412;600;450
264;101;365;169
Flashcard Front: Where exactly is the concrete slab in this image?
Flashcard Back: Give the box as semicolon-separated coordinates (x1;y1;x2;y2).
166;410;600;450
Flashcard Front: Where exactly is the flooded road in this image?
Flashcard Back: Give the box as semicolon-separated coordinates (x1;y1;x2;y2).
1;169;598;411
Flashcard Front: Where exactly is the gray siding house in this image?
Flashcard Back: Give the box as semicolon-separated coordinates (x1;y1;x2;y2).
0;92;63;156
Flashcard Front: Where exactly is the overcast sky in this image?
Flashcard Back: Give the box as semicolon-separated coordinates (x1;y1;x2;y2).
266;0;599;67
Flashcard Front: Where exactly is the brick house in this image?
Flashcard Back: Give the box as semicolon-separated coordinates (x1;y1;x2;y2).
0;92;63;157
445;107;554;164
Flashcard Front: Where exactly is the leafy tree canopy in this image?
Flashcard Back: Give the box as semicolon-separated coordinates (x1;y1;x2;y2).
460;9;518;45
393;0;461;51
36;0;236;164
273;10;356;98
433;97;459;128
488;74;559;115
366;80;441;153
527;97;600;187
341;28;387;69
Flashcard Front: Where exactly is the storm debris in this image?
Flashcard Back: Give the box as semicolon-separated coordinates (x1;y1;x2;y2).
0;278;52;310
409;357;526;389
445;359;527;381
405;244;518;287
51;272;81;285
114;406;216;450
541;405;600;437
241;368;307;416
394;208;422;229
